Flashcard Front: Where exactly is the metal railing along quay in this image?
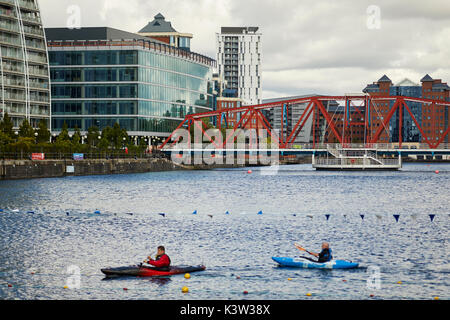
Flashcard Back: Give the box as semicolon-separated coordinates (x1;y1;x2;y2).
0;152;167;161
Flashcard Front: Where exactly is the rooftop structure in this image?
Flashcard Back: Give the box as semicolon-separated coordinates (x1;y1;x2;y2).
138;13;193;51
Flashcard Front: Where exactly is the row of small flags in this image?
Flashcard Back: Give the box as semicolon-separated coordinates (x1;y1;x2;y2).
190;210;438;222
324;213;436;222
0;209;440;222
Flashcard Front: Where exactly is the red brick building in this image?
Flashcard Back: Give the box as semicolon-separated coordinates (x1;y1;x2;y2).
216;97;263;130
420;74;450;144
363;75;393;143
363;74;450;144
320;102;366;144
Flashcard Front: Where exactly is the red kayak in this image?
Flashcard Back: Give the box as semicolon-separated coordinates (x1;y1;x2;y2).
101;264;206;277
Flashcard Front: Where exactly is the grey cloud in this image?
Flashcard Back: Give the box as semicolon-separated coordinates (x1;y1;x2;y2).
38;0;450;98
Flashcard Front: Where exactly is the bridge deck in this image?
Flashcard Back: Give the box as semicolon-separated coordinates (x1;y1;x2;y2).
161;148;450;156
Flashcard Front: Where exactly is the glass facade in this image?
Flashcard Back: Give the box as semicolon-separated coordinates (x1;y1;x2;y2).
0;0;51;129
49;45;214;136
390;86;422;142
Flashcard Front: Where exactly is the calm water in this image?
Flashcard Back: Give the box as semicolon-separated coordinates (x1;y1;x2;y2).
0;163;448;300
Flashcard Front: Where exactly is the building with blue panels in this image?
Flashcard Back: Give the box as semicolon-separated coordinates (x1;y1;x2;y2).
45;27;216;138
389;79;422;142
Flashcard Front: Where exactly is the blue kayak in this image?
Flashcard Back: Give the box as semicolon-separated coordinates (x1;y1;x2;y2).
272;257;359;269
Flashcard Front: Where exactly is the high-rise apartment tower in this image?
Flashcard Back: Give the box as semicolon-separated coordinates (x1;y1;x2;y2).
216;27;262;106
0;0;51;129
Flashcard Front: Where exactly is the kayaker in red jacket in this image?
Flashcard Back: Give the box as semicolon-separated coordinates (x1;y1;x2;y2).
145;246;171;269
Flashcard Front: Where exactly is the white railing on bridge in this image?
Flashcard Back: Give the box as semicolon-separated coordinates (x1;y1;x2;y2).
161;142;450;151
313;157;400;166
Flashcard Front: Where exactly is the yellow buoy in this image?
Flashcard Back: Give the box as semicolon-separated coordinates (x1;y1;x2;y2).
288;278;292;281
397;281;402;284
182;286;189;293
434;296;439;300
184;273;191;279
63;285;68;289
306;293;312;297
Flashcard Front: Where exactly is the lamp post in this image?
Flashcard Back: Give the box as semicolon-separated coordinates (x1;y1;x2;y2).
14;131;18;159
34;132;38;157
98;135;101;159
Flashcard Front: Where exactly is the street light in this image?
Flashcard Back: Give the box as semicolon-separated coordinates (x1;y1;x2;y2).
14;131;18;159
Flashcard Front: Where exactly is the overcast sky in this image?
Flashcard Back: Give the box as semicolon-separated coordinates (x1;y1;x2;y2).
39;0;450;99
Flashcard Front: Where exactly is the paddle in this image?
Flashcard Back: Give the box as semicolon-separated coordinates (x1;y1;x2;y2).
140;254;154;266
294;243;314;256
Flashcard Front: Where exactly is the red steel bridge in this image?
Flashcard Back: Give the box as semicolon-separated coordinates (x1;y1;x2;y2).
160;95;450;156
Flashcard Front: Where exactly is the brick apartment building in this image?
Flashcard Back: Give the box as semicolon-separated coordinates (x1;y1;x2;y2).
363;74;450;144
215;96;263;130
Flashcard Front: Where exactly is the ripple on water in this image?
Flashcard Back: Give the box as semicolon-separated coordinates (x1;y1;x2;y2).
0;163;449;300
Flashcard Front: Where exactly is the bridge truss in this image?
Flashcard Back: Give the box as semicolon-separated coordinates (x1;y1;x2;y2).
161;95;450;150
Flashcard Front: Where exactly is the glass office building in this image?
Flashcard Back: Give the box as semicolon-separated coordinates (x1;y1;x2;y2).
46;27;216;137
0;0;51;129
389;81;422;142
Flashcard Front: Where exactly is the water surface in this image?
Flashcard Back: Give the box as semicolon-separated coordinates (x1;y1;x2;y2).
0;163;448;300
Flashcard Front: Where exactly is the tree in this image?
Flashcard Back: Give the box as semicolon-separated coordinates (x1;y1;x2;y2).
18;119;34;138
36;120;51;143
56;121;70;142
10;137;34;153
0;131;13;147
111;122;128;149
0;112;14;139
86;126;100;147
98;136;110;151
101;126;114;149
138;137;148;151
72;125;82;145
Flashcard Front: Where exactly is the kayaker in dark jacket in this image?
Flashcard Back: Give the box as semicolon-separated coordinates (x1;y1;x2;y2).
295;242;333;263
145;246;171;269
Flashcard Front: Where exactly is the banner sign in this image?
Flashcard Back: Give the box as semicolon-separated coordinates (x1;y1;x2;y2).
73;153;84;160
31;153;45;160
